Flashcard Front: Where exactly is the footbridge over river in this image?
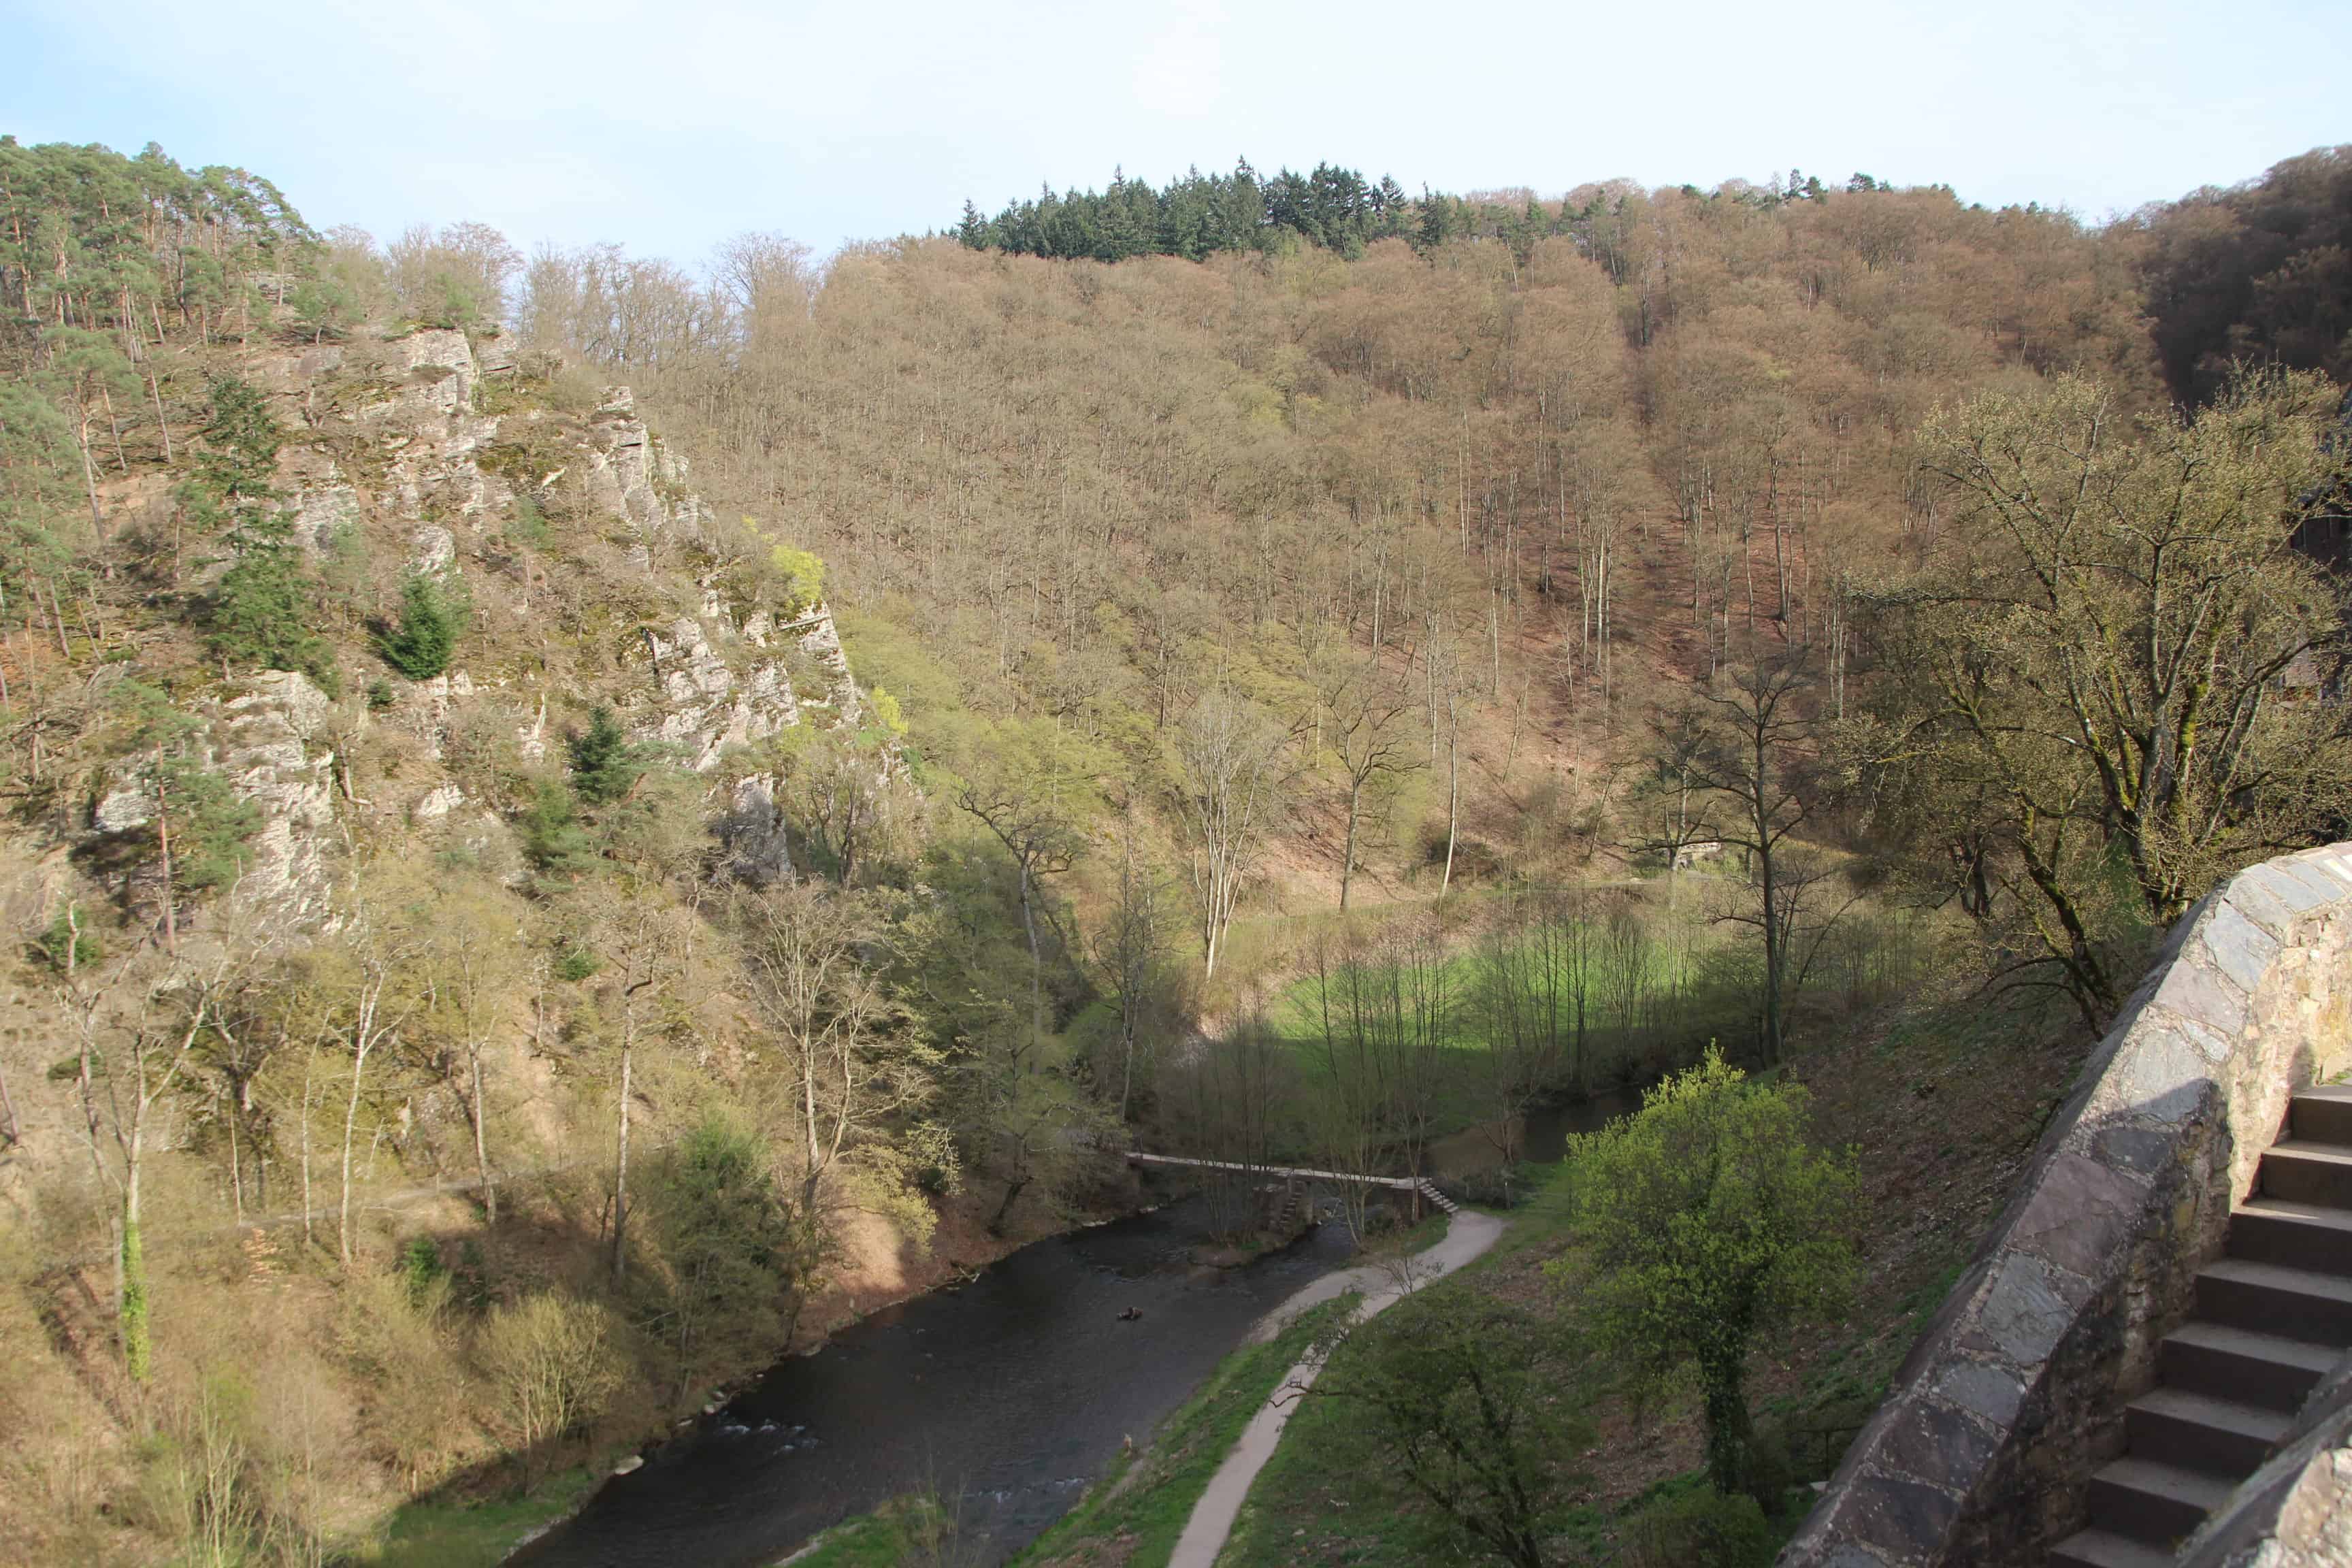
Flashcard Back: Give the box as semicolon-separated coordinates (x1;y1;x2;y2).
1122;1151;1460;1218
1784;845;2352;1568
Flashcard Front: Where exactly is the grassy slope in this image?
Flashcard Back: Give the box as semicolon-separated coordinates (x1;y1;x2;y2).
1258;889;1738;1145
1009;1300;1350;1568
359;1467;598;1568
1213;981;2090;1565
1218;1179;1604;1568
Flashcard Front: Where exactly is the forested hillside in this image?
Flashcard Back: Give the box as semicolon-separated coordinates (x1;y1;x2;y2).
1;131;2348;1567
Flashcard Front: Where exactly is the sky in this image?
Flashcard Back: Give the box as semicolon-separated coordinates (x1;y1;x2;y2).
11;0;2349;271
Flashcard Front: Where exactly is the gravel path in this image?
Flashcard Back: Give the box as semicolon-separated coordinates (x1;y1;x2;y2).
1166;1209;1507;1568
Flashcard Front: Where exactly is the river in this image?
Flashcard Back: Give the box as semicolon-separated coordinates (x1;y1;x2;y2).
510;1192;1358;1568
513;1087;1646;1568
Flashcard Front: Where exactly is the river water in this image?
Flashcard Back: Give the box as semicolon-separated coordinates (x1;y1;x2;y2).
510;1193;1358;1568
514;1087;1648;1568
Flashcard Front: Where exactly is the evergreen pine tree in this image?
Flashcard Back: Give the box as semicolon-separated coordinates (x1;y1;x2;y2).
568;706;642;805
376;571;466;680
188;375;337;687
518;779;598;875
955;199;992;250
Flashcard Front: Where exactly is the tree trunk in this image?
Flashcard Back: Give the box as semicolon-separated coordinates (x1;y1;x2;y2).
990;1173;1028;1235
227;1088;244;1223
1341;777;1363;909
1441;718;1460;898
101;387;127;472
470;1044;496;1225
1018;861;1043;1053
300;1051;316;1250
1701;1356;1753;1495
46;578;70;657
1118;1013;1137;1124
121;1149;150;1382
76;421;107;542
1754;767;1781;1066
154;762;176;956
339;1034;369;1264
148;374;172;461
610;1044;632;1284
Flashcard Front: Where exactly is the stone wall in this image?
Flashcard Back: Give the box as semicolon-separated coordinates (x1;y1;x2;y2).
2182;1359;2352;1568
1780;845;2352;1568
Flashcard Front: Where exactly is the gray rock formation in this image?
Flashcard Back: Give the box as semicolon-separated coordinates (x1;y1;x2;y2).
218;671;338;926
646;612;801;772
410;783;466;824
587;391;713;547
290;474;362;553
713;776;794;885
787;606;862;724
380;327;476;414
472;325;518;376
410;523;457;576
95;331;868;936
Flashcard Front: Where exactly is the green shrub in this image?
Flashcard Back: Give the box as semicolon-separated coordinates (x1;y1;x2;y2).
398;1237;447;1307
507;496;551;548
1622;1484;1775;1568
184;374;338;689
648;1118;794;1394
519;781;596;877
1558;1048;1859;1492
152;758;264;893
208;543;339;691
766;539;824;613
376;571;467;681
289;275;361;342
34;904;100;973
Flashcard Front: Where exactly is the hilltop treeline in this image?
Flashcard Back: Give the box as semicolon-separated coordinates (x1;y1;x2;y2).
952;158;1899;264
0;137;314;354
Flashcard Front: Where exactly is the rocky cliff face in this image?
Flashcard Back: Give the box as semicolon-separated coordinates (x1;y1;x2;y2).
644;598;861;771
85;321;863;925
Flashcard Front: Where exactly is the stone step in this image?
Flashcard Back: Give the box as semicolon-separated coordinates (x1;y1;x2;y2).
2290;1085;2352;1145
2085;1454;2236;1545
2198;1257;2352;1346
2049;1526;2183;1568
2259;1140;2352;1209
2229;1196;2352;1277
2159;1320;2340;1412
2124;1386;2290;1476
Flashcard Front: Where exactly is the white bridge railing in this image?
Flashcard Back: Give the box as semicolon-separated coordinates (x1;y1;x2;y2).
1123;1150;1459;1215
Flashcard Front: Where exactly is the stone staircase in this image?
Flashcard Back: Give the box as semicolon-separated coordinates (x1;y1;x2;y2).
2051;1085;2352;1568
1267;1183;1303;1232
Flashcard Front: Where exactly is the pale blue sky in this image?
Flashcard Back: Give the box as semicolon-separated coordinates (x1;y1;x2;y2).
12;0;2348;268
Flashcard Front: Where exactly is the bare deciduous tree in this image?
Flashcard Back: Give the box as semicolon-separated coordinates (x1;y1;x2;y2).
1319;659;1418;909
1652;645;1833;1064
1171;694;1290;979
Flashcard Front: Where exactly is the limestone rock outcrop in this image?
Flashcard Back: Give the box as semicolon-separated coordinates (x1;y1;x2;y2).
641;598;862;774
588;393;713;549
92;323;865;934
218;670;338;926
